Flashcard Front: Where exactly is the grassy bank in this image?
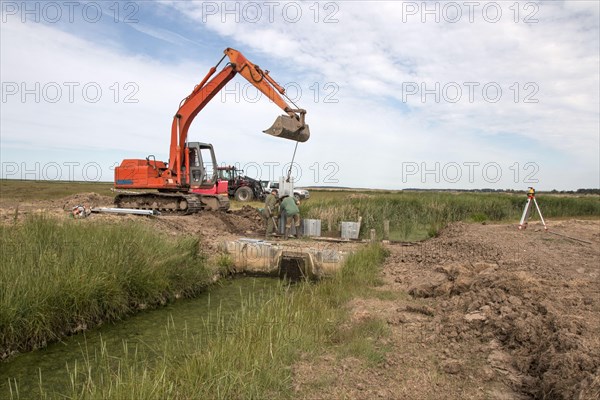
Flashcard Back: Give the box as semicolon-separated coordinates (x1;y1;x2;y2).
0;216;213;358
25;245;388;399
301;191;600;240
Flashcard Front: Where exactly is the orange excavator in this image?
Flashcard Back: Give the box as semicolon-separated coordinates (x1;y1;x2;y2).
114;48;310;214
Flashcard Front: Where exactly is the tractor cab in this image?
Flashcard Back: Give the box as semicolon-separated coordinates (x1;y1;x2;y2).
217;166;265;202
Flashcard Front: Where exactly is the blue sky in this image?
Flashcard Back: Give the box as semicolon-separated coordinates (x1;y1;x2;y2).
1;0;599;190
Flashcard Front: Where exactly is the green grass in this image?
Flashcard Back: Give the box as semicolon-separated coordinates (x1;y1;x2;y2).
0;216;214;358
0;180;114;202
301;190;600;240
25;244;389;399
332;317;391;366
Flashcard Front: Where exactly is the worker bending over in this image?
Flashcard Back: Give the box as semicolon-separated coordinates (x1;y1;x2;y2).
280;195;301;238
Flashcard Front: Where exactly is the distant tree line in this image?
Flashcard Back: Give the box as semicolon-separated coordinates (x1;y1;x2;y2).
569;189;600;195
306;186;600;194
402;188;600;194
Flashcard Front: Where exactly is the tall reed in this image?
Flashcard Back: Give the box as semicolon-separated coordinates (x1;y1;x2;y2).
0;216;212;357
301;191;600;240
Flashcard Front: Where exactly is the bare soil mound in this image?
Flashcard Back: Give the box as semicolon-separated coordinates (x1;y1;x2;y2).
142;206;265;252
60;192;114;210
391;221;600;399
294;220;599;399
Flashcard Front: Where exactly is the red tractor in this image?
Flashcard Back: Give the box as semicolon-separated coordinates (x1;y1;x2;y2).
218;166;265;202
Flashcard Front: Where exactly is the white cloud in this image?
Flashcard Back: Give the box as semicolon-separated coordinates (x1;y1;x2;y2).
167;1;599;189
128;23;198;46
1;1;599;189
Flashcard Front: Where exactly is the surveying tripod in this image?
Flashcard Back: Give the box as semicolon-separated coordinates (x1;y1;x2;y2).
518;187;547;230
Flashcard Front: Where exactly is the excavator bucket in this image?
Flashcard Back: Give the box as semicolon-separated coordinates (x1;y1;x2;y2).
264;115;310;143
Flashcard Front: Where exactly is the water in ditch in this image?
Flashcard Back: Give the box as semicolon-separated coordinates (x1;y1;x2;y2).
0;277;280;399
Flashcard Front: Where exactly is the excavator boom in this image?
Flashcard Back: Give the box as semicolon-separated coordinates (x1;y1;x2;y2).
169;48;309;185
225;48;310;142
114;48;310;214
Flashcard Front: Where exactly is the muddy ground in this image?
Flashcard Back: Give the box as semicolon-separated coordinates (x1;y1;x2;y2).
2;194;599;399
294;220;600;400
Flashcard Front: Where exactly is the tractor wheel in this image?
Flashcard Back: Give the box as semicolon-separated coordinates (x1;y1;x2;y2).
235;186;254;202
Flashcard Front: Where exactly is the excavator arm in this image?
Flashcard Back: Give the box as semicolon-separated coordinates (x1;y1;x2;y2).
169;48;310;185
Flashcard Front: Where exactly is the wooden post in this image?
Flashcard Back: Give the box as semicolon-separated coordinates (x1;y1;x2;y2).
383;220;390;241
370;229;376;242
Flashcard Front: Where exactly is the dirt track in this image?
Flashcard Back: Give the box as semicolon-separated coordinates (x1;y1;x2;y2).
2;194;599;398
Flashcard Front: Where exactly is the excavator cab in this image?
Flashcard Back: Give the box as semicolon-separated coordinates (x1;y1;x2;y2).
186;142;218;188
264;114;310;143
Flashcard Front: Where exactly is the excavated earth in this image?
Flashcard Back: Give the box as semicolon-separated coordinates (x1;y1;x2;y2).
293;220;600;400
0;193;267;251
2;194;599;399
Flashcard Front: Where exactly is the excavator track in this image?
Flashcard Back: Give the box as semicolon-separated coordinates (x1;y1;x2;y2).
114;193;206;215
